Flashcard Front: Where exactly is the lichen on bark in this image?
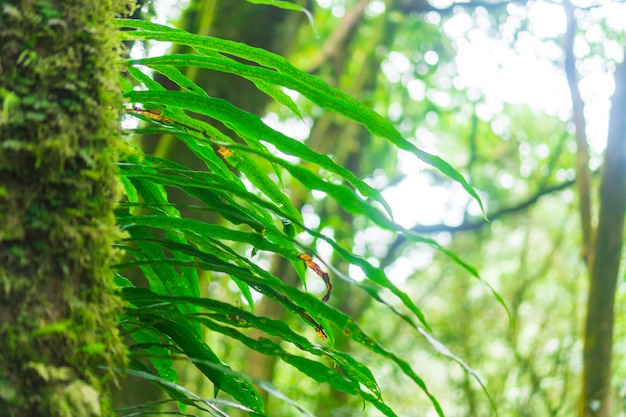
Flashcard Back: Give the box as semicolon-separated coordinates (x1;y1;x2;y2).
0;0;133;415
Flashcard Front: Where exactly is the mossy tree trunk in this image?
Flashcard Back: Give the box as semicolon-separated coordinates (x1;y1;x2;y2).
0;0;131;416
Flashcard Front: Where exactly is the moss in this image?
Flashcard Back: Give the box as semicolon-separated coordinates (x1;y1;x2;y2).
0;0;135;415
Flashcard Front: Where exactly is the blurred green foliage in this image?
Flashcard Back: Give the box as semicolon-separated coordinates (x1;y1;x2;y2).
111;1;626;416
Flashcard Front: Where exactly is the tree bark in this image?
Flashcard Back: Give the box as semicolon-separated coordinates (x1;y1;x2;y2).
0;0;131;415
579;52;626;417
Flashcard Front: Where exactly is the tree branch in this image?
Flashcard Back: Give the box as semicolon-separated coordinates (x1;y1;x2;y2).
563;0;594;266
397;0;529;15
306;0;371;74
381;177;580;267
396;0;609;15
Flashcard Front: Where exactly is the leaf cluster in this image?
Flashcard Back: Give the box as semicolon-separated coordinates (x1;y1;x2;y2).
112;15;486;417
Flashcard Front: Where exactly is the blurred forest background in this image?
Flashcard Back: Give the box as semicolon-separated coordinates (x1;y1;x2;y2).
116;0;626;416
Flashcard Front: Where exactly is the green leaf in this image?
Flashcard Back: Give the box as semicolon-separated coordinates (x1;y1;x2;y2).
246;0;313;13
124;327;184;412
122;264;444;414
148;64;208;97
121;288;401;415
124;88;393;219
109;365;257;416
217;145;304;233
125;301;265;413
117;214;297;259
115;22;483;214
122;176;201;299
120;152;436;333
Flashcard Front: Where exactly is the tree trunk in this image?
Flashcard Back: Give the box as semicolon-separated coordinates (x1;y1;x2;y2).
0;0;131;416
579;51;626;417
